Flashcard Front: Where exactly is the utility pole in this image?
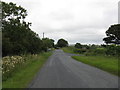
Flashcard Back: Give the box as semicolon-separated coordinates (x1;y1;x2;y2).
43;32;44;39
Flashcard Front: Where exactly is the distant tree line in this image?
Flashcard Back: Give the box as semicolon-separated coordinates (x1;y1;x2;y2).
2;2;54;56
73;24;120;57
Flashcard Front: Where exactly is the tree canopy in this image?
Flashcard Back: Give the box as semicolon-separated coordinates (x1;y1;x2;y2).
2;2;54;56
42;38;54;52
75;43;82;49
103;24;120;45
57;39;68;48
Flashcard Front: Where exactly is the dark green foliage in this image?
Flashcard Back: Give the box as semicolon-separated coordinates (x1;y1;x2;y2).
103;24;120;44
42;38;54;52
82;45;90;49
73;43;120;57
2;2;54;56
57;38;68;48
75;43;82;49
93;48;106;55
116;46;120;56
74;44;90;54
105;45;120;56
54;44;59;49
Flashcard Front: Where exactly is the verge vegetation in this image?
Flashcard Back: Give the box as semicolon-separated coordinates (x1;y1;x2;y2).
2;51;52;88
72;55;119;76
63;45;119;77
62;46;76;54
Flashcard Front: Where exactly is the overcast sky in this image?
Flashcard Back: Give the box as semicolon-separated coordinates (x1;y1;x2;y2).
3;0;119;44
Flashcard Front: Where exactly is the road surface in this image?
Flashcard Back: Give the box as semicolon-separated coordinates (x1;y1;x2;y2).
29;49;118;88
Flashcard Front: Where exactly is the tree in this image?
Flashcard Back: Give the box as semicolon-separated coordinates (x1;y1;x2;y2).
103;24;120;44
2;1;43;56
57;39;68;48
75;43;82;49
42;38;54;51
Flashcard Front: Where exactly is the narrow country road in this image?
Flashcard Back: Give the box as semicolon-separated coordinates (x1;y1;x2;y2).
29;49;118;88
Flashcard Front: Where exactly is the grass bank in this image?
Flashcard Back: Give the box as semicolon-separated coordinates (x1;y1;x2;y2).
72;55;119;76
62;46;76;54
3;51;52;88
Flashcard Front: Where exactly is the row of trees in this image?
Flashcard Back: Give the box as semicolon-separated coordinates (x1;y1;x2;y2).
3;1;119;57
74;43;120;56
2;2;56;56
2;1;69;56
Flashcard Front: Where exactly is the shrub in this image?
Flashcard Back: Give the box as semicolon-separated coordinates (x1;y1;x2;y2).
105;45;118;56
2;56;25;81
94;48;107;55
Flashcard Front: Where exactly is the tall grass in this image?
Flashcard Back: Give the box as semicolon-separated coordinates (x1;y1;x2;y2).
2;52;52;88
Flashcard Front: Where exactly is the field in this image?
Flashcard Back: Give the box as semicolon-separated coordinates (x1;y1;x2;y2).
2;52;52;88
63;46;119;77
72;55;119;76
62;46;76;54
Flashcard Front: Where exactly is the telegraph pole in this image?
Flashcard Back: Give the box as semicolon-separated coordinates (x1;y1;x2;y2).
43;32;44;39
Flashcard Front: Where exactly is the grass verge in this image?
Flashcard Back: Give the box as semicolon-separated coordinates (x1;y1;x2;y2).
62;46;76;54
2;51;52;88
72;55;119;76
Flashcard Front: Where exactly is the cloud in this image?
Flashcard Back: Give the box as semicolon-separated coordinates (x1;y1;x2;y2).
3;0;119;44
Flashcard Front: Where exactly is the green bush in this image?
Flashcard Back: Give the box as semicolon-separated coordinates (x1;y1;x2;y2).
105;45;119;56
84;45;120;57
116;46;120;57
94;48;107;55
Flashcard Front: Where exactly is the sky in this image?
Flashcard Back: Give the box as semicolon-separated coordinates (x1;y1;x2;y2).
3;0;119;44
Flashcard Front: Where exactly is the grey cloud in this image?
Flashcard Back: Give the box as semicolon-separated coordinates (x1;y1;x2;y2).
3;0;118;44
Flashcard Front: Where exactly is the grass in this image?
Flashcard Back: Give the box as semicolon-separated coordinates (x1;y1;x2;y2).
62;46;77;54
72;55;119;76
2;51;52;88
63;46;119;76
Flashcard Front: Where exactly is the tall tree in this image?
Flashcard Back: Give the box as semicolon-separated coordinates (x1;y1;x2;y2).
57;39;68;48
2;2;43;56
42;38;54;51
103;24;120;44
75;43;82;49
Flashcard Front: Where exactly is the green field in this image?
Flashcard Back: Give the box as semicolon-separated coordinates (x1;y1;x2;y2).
3;52;52;88
72;55;119;76
62;46;76;54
